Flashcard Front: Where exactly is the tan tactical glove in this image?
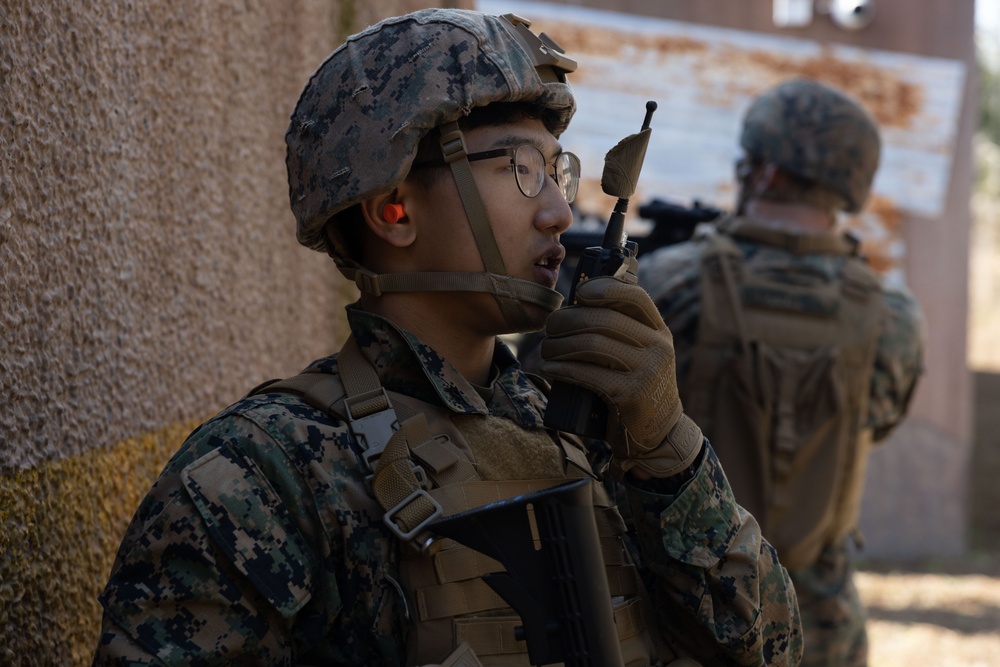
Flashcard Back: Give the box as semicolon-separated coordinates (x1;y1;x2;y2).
540;276;702;480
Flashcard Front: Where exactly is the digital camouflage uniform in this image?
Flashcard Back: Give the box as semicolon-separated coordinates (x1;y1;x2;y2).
637;229;924;667
93;305;804;666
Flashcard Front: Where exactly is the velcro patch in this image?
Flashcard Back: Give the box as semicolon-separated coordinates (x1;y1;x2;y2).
182;447;314;617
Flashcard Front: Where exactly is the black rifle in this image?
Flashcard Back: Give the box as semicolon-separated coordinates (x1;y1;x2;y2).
428;478;623;667
560;198;724;257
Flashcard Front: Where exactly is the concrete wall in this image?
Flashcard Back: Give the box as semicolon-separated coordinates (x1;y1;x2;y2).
0;0;466;663
543;0;977;560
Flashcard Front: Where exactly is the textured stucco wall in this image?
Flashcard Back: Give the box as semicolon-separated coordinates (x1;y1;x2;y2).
0;0;466;663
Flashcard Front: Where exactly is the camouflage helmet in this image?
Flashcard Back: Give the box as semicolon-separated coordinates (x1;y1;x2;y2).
739;78;881;212
286;9;578;254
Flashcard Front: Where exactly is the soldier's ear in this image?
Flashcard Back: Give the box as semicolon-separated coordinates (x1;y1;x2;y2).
360;191;416;248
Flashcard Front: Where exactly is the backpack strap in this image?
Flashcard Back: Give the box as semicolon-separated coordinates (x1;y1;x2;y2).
704;231;753;355
682;230;754;430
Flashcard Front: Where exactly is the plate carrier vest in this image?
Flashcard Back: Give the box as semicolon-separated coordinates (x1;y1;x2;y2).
255;336;661;666
682;217;883;570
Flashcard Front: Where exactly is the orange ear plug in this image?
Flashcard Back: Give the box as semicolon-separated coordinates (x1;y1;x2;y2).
383;203;406;223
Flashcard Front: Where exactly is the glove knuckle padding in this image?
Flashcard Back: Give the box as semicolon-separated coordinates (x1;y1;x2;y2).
541;277;701;482
541;276;684;450
542;328;644;367
545;308;648;346
573;278;665;329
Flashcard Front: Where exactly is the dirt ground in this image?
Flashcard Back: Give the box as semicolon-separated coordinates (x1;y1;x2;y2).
856;551;1000;666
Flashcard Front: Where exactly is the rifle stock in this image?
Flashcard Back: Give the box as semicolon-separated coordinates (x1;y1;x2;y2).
428;478;624;667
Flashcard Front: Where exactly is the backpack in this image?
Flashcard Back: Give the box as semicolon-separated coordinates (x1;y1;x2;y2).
681;217;883;570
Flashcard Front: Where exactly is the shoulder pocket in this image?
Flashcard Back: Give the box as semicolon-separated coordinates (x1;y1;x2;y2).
182;446;315;617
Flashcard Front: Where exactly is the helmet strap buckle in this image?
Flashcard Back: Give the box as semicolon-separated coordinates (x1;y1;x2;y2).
439;123;468;164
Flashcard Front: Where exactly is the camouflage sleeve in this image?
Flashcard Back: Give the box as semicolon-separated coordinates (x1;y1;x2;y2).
868;287;926;442
625;443;804;666
93;407;327;666
91;388;413;666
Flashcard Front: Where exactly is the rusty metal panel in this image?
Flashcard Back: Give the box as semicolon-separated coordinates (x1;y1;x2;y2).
479;0;966;281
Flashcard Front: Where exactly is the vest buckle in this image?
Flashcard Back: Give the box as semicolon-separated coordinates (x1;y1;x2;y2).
383;487;443;546
344;387;399;472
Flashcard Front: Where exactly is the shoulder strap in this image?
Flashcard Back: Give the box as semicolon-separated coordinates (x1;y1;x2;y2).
250;373;350;420
251;336;444;550
701;230;752;354
251;337;402;467
679;231;751;433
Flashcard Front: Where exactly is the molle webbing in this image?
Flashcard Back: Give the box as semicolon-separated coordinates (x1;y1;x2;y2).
404;474;646;664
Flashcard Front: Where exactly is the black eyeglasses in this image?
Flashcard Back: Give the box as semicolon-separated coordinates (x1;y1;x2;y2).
413;144;581;203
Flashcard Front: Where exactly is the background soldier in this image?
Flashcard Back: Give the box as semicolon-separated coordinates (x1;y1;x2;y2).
638;78;925;667
93;10;801;665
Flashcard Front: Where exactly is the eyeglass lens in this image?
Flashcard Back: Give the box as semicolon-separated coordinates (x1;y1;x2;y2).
513;145;580;203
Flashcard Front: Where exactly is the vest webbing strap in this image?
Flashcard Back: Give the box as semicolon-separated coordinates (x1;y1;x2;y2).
299;337;445;545
715;236;752;358
337;337;390;418
417;577;508;620
372;415;443;541
410;437;480;488
252;373;348;416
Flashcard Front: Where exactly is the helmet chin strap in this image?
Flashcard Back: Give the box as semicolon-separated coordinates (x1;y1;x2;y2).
436;120;562;332
332;120;564;334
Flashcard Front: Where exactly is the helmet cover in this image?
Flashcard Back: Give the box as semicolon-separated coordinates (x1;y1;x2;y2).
740;78;881;212
286;9;577;253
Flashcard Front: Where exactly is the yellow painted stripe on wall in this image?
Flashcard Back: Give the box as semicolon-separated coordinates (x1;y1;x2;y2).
0;419;203;666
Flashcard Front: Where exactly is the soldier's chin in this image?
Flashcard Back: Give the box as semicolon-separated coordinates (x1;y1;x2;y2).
509;302;554;335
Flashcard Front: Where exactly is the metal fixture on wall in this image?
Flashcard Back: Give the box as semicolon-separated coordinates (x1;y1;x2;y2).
773;0;877;30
